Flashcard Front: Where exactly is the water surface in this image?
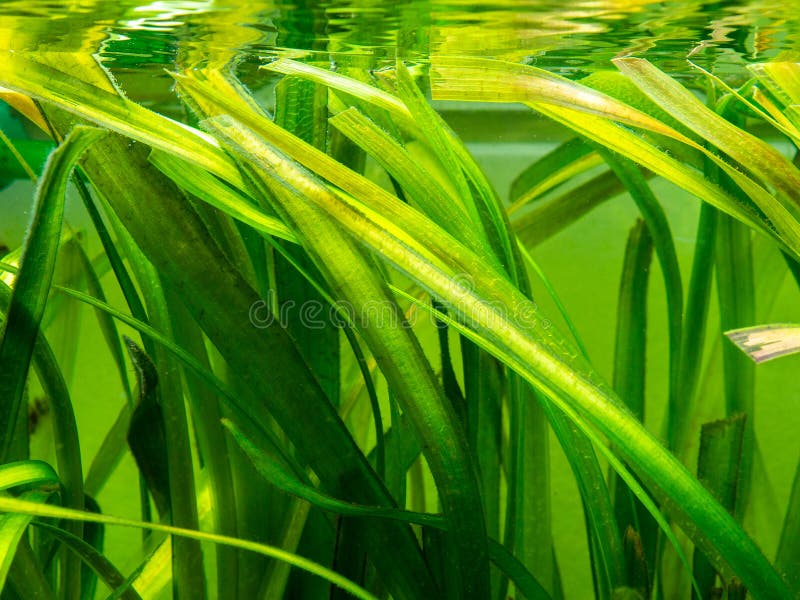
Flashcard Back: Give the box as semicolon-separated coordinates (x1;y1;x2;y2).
2;0;799;86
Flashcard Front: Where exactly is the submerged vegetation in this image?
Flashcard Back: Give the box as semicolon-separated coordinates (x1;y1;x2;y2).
1;7;800;600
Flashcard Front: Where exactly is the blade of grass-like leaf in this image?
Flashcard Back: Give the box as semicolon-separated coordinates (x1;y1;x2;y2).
191;61;788;596
274;74;328;149
77;135;438;599
747;63;800;107
264;59;411;123
715;215;755;519
71;172;150;327
512;170;628;248
0;461;58;491
31;522;142;600
163;288;239;600
394;287;701;597
329;107;497;266
149;150;296;242
96;184;206;596
266;59;518;280
0;488;53;593
692;414;747;600
0;125;104;461
429;57;684;133
221;417;441;528
725;324;800;362
223;416;550;600
0;54;243;188
342;325;386;477
602;152;683;413
613;58;800;233
776;457;800;594
69;237;132;405
610;220;658;586
430;58;800;255
212;117;490;599
393;61;511;266
673;204;718;455
687;62;800;144
0;496;380;600
0;126;101;600
250;235;387;477
274;75;342;408
0;89;49;132
16;307;85;594
509;139;602;214
457;339;505;595
68;169;154;459
0;461;60;591
752;87;800;143
0;127;38;182
541;399;626;599
534;103;790;248
217;116;788;597
612;219;651;421
503;379;558;598
393;62;475;219
487;541;551;600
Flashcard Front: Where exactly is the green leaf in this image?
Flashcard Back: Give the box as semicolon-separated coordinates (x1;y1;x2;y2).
776;456;800;594
0;490;52;594
512;170;630;247
0;54;243;188
692;414;747;599
0;125;104;461
672;204;717;454
209;114;490;599
0;460;59;492
223;416;550;600
31;521;142;600
602;152;683;408
509;138;601;213
613;57;800;253
725;324;800;363
610;220;657;581
0;460;60;593
0;496;380;600
329;107;496;266
429;57;796;255
149;150;296;243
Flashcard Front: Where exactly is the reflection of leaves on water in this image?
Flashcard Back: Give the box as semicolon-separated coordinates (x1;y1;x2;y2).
28;396;50;434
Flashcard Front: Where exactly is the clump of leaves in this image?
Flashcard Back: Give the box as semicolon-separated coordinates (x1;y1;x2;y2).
0;39;798;600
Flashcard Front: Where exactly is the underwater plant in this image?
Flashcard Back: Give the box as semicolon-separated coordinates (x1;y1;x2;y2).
0;24;800;600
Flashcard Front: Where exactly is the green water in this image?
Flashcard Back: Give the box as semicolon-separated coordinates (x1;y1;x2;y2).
2;2;800;599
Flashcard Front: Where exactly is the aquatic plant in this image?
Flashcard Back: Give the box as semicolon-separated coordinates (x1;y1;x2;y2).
0;47;798;600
